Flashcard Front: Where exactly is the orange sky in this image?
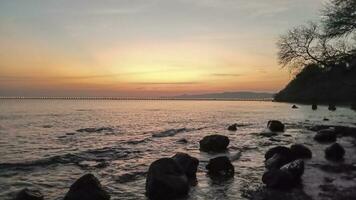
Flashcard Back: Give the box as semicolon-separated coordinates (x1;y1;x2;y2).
0;0;324;97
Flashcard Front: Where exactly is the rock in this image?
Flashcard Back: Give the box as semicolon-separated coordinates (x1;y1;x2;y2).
323;118;330;121
351;103;356;111
146;158;189;200
312;104;318;110
172;153;199;181
259;132;278;137
262;170;295;189
292;105;298;109
177;138;188;144
328;104;336;111
280;159;305;179
64;174;110;200
314;129;337;143
267;120;285;132
265;153;294;170
199;134;229;152
325;143;345;161
228;123;238;131
14;188;44;200
206;156;234;179
290;144;312;159
265;146;294;160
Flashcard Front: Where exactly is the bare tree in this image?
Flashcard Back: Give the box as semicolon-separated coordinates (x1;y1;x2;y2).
323;0;356;37
277;22;353;71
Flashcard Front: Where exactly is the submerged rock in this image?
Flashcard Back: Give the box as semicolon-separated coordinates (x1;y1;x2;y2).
64;174;110;200
292;105;298;109
325;143;345;161
176;138;188;144
172;153;199;181
290;144;312;159
199;134;229;152
314;129;337;143
228;123;238;131
15;188;44;200
206;156;234;179
146;158;189;200
267;120;285;132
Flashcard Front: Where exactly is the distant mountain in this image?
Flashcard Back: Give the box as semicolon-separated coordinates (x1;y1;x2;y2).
173;91;274;99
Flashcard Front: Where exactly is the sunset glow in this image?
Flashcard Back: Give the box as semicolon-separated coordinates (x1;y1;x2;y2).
0;0;325;97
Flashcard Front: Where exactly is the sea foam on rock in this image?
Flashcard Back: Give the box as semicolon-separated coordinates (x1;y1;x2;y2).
199;134;229;152
146;158;189;200
64;174;110;200
206;156;234;179
14;188;44;200
267;120;285;132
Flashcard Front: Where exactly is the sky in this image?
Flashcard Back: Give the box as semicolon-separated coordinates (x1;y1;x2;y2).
0;0;326;97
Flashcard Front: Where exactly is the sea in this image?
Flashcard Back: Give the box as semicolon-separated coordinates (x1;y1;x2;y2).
0;100;355;200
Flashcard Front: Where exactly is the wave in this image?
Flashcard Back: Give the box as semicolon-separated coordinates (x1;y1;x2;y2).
76;127;115;133
0;147;131;170
152;127;205;138
115;171;147;183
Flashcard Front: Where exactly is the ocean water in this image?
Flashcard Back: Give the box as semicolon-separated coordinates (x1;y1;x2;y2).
0;100;355;200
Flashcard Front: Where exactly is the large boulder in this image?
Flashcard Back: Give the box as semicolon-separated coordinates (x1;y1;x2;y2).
267;120;285;132
146;158;189;200
206;156;234;179
228;123;238;131
14;188;44;200
64;174;110;200
280;159;305;179
325;143;345;161
172;153;199;181
262;170;295;189
265;154;293;170
265;146;294;160
314;129;337;143
290;144;312;159
199;135;229;152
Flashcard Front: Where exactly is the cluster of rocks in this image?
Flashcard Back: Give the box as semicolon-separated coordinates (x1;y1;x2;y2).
313;127;346;161
146;134;234;199
262;144;310;189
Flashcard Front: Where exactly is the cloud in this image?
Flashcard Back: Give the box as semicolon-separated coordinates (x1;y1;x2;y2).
211;73;242;77
131;82;201;85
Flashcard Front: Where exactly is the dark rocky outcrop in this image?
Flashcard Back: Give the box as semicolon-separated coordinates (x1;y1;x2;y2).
14;188;44;200
146;158;189;200
206;156;234;179
199;135;229;152
325;143;345;161
290;144;312;159
267;120;285;132
172;153;199;181
64;174;110;200
228;123;238;131
314;129;337;143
